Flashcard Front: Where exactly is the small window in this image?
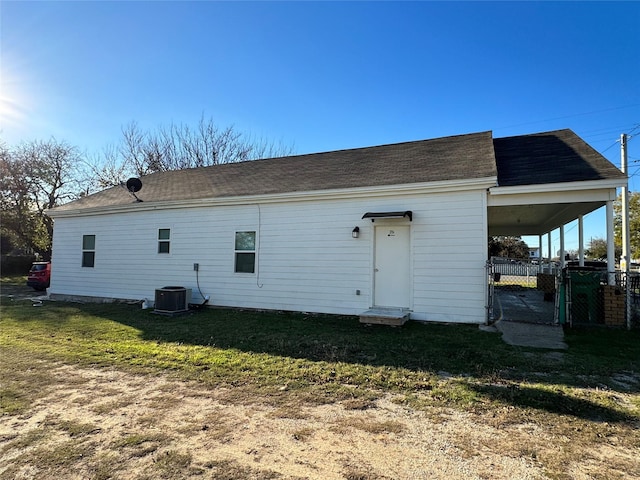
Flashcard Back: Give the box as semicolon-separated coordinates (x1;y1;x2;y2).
234;231;256;273
158;229;170;254
82;235;95;268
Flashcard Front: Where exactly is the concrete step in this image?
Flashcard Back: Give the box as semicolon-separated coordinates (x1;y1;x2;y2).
359;308;410;326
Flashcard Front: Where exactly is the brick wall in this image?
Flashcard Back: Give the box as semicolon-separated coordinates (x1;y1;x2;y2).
602;286;626;327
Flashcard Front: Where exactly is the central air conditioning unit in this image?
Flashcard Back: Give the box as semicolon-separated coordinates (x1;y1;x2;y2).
154;286;191;314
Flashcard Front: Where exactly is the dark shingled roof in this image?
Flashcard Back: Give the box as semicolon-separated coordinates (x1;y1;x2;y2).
52;131;497;212
50;129;624;214
493;129;625;187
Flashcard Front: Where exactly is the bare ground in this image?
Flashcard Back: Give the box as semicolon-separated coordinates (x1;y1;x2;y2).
1;360;639;480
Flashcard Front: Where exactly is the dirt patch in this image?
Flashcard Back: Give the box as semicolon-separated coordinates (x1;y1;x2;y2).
1;362;638;479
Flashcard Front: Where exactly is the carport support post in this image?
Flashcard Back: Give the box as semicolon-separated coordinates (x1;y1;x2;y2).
606;200;616;286
578;215;585;267
560;225;565;269
539;234;543;273
548;232;552;272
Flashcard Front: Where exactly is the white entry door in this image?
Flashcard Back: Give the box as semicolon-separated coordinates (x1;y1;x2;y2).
374;225;411;308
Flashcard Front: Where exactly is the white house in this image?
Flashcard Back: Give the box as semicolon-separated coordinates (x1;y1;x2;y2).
46;129;626;324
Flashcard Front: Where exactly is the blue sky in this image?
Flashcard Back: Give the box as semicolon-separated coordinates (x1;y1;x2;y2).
1;1;639;253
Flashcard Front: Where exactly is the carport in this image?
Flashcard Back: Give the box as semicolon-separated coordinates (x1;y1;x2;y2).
486;129;627;325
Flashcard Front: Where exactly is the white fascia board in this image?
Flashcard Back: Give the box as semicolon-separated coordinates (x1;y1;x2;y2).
488;180;623;207
489;178;625;197
488;188;619;207
47;176;497;218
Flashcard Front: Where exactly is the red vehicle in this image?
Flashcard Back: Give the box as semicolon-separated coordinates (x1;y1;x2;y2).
26;261;51;291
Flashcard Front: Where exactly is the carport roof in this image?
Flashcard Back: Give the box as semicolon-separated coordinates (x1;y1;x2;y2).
488;129;626;236
493;129;625;187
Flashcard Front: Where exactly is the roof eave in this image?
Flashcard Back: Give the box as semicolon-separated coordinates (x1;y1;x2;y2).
47;176;497;218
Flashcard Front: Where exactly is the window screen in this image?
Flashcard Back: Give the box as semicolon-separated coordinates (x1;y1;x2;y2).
82;235;95;267
234;231;256;273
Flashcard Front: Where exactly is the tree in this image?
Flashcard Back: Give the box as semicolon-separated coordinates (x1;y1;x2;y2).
585;237;622;260
88;116;295;187
488;236;530;259
0;139;82;258
2;119;294;256
614;191;640;261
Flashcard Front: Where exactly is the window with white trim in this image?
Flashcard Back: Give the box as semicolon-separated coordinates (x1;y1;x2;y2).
82;235;95;267
234;231;256;273
158;229;170;254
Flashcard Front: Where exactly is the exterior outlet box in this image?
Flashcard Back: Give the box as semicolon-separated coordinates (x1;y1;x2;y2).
193;263;199;271
356;289;361;296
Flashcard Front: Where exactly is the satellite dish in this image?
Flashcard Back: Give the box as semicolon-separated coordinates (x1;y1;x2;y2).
126;178;143;193
121;177;143;202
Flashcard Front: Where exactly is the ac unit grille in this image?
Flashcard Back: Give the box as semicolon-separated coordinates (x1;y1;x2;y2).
154;287;191;314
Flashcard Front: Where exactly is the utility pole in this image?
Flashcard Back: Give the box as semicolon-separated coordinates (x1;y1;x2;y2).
621;134;631;330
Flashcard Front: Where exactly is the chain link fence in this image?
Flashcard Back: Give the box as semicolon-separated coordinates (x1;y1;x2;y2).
562;269;640;328
487;257;640;328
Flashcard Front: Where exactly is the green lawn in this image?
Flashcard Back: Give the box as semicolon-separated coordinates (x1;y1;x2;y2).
2;291;639;421
3;276;640;479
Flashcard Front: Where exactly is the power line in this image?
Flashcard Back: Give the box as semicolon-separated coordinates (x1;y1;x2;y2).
593;125;640;156
601;139;621;154
493;104;640;132
580;123;640;140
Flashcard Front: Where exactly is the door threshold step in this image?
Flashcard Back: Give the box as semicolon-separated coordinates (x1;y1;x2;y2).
359;308;410;326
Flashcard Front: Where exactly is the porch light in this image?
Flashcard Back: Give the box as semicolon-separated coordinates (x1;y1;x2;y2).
352;226;360;238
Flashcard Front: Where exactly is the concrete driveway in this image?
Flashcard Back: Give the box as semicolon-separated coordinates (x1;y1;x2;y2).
0;282;49;303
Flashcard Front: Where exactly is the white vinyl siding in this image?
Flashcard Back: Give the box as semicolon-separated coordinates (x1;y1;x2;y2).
49;188;488;323
411;190;488;323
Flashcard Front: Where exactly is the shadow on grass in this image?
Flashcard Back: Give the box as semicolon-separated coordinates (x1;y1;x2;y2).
3;298;515;375
6;300;640;378
68;303;640;378
109;305;516;374
3;300;640;423
467;382;635;422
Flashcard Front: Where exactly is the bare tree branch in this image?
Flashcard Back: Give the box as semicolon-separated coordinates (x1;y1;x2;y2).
90;116;294;186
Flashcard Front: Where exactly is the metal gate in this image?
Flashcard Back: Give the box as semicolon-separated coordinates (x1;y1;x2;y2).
486;258;559;325
485;260;496;324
